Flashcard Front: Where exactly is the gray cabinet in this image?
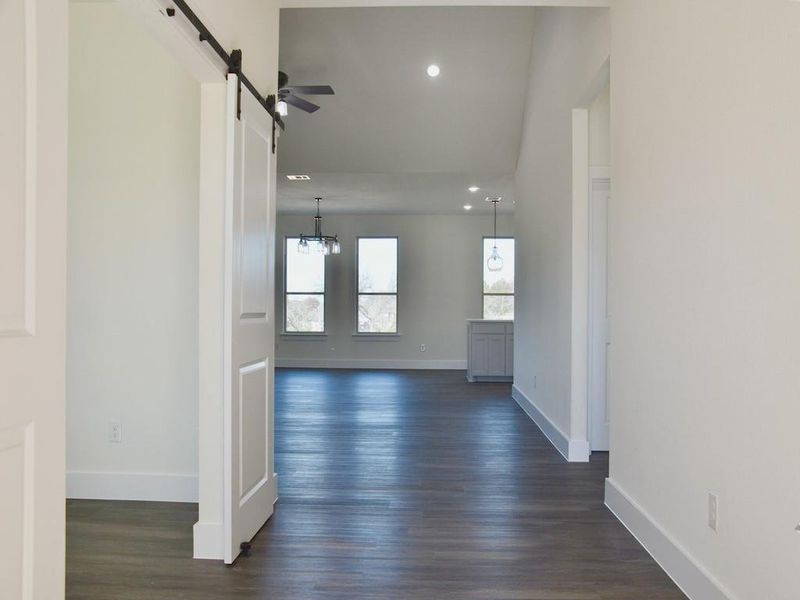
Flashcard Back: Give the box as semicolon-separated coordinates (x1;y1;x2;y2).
467;320;513;382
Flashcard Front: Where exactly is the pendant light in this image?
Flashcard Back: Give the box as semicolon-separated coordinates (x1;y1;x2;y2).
486;197;504;272
297;197;341;255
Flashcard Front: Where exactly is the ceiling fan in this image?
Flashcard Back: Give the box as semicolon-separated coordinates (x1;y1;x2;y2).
276;71;335;116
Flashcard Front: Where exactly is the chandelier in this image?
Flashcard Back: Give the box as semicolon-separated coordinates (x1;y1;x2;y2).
486;197;504;272
298;197;341;255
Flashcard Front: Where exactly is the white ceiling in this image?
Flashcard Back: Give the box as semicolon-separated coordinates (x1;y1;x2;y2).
277;6;535;213
278;172;514;215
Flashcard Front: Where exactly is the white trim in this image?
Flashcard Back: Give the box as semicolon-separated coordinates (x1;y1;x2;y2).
192;521;223;560
570;59;610;453
568;439;591;463
605;479;737;600
276;358;467;370
196;81;228;562
352;333;402;340
66;471;198;503
117;0;225;84
588;166;610;451
570;108;590;444
511;385;590;462
281;333;328;339
590;165;610;181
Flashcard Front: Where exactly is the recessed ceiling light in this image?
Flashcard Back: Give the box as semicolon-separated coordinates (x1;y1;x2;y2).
286;174;311;181
463;204;472;210
468;186;480;193
426;64;440;78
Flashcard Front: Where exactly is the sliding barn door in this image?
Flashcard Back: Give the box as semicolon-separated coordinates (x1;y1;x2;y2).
223;74;277;564
0;0;67;596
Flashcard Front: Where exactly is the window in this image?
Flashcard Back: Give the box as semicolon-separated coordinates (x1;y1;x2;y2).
357;237;398;333
284;238;325;333
483;237;515;320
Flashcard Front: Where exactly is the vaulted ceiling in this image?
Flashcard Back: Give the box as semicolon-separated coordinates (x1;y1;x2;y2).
277;6;535;214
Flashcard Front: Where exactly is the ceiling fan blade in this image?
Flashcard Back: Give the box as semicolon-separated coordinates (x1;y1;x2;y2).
281;85;334;96
283;94;320;113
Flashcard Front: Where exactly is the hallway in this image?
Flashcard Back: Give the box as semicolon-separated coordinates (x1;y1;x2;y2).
66;369;684;599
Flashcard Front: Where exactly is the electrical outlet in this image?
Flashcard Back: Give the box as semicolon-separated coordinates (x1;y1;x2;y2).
708;493;719;532
109;421;122;444
420;344;426;352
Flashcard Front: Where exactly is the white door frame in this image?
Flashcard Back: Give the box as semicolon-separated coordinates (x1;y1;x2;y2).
83;0;610;564
588;166;610;451
569;58;610;461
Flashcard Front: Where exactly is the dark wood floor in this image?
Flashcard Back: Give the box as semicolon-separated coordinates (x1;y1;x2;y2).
67;369;685;599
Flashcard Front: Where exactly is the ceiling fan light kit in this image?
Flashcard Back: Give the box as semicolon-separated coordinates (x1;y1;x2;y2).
298;197;341;256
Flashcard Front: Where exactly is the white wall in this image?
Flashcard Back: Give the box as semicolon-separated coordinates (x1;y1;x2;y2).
276;213;513;368
187;0;279;92
67;2;200;501
607;2;800;599
512;8;609;442
589;84;609;166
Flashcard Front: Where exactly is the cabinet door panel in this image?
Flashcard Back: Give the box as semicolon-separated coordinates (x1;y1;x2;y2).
470;334;489;375
487;334;506;376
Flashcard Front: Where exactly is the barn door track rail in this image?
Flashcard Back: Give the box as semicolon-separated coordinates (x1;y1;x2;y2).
166;0;283;150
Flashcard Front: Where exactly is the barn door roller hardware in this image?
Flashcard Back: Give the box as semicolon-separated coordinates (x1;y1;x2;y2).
167;0;283;151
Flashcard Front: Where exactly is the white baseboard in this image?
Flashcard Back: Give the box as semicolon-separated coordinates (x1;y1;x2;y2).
605;478;736;600
193;474;279;561
567;438;591;462
193;521;223;560
511;384;590;462
276;358;468;370
67;471;198;503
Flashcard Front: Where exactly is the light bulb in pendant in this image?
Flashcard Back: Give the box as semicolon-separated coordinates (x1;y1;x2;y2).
298;238;309;254
331;238;341;255
487;245;504;272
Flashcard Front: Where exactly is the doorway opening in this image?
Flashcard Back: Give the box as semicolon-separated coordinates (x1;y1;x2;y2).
588;164;610;451
587;84;610;452
571;66;610;458
65;0;202;553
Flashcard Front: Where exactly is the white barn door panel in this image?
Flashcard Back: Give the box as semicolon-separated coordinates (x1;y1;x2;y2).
223;74;277;564
0;0;67;597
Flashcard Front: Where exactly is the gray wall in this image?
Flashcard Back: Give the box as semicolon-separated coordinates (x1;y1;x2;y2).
513;7;609;436
67;3;199;499
275;213;513;368
609;1;800;598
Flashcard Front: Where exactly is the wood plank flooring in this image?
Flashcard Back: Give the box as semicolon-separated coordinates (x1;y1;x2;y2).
66;369;685;599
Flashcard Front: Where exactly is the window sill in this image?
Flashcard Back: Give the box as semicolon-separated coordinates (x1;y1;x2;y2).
280;333;327;340
352;333;401;341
